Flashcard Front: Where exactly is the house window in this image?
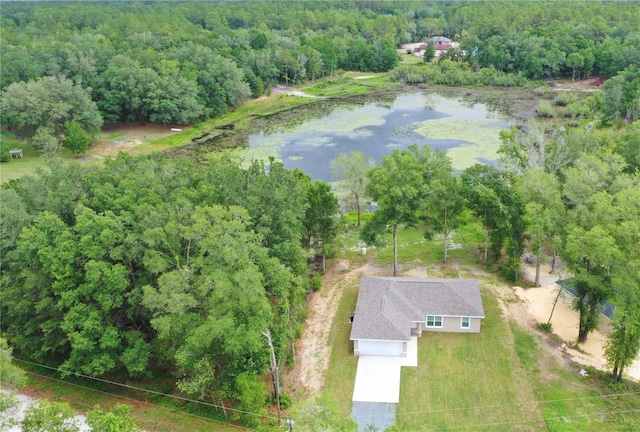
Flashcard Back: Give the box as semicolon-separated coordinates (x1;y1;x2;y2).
426;315;443;328
461;317;471;329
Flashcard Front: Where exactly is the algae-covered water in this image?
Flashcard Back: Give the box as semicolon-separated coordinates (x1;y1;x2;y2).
209;89;525;180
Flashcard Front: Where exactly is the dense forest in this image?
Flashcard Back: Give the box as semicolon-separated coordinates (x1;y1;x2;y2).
1;0;640;138
1;154;340;426
1;1;640;430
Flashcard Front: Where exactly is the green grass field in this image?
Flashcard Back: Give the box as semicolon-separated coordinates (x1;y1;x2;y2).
365;219;485;268
0;134;46;182
398;52;425;65
396;291;540;431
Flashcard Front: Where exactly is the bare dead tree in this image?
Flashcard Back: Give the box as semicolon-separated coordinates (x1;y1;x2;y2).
263;328;281;422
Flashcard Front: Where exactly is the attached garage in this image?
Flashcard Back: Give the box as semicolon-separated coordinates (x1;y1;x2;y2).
355;340;403;357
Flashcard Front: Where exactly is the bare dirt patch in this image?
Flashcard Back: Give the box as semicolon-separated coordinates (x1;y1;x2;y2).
287;259;397;397
549;76;605;93
81;123;191;162
517;262;640;381
271;85;321;99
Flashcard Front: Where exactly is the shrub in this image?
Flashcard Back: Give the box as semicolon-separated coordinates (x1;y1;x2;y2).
389;63;528;87
554;93;577;107
267;391;292;409
537;322;553;333
536;100;555;118
564;100;591;118
278;392;292;410
312;275;322;291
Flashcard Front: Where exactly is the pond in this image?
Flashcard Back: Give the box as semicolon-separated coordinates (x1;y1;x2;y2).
203;89;529;181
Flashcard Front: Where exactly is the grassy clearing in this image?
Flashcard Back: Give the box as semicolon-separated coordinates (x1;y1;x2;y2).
398;52;425;65
373;220;484;268
0;131;108;182
516;331;640;432
304;74;391;97
0;133;46;182
103;131;126;140
335;211;376;266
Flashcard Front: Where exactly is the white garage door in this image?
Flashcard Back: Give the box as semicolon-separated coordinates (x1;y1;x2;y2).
358;340;402;356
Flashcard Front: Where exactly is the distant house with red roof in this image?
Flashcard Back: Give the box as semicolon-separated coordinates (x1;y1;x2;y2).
411;36;460;58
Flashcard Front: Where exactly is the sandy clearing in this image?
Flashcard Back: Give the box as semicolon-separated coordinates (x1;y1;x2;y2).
289;260;374;396
518;263;640;381
80;124;191;162
272;85;320;99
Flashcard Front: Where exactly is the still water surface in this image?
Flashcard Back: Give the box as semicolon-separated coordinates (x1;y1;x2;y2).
230;91;517;181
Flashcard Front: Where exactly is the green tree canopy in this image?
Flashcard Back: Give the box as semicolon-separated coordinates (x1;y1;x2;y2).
363;145;427;276
86;404;141;432
63;121;91;155
1;75;102;136
516;169;565;286
21;401;80;432
330;151;373;227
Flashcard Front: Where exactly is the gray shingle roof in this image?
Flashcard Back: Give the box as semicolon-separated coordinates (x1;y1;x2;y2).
350;277;484;341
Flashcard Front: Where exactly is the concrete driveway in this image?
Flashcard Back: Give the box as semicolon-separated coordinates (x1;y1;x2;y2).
352;336;418;404
351;402;396;431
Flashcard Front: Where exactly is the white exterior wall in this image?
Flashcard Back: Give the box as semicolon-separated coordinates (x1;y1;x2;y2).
354;340;403;357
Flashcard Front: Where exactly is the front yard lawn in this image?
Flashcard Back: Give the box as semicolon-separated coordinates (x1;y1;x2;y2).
396;289;542;431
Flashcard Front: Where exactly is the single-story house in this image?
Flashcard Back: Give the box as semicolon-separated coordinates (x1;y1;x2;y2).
430;36;452;46
411;37;460;58
350;277;484;357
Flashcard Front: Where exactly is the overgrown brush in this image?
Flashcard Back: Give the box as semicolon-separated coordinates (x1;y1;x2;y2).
389;61;529;87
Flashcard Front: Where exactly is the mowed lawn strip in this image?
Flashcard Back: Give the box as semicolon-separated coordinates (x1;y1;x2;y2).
396;290;540;431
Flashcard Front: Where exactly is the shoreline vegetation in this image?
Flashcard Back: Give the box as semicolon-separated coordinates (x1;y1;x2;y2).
1;70;537;183
1;73;393;182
